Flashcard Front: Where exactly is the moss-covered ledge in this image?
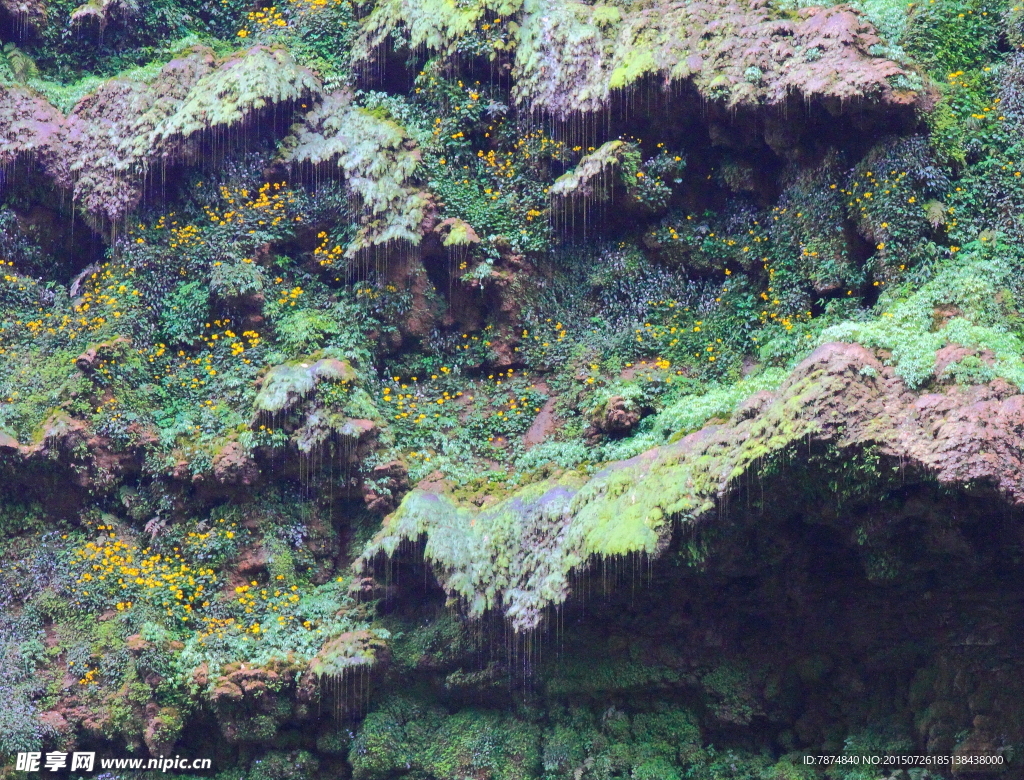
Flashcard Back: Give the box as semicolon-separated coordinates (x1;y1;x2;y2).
359;340;1024;630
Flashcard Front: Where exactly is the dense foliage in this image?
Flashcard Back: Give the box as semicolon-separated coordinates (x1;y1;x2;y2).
2;0;1024;776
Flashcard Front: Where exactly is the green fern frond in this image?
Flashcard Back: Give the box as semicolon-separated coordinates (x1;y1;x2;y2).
2;43;39;83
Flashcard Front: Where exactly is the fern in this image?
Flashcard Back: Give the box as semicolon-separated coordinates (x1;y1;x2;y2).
1;43;39;83
151;46;321;144
281;91;427;254
354;0;524;60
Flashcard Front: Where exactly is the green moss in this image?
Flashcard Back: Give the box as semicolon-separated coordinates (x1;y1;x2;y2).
535;704;716;780
655;369;788;441
349;0;911;118
386;607;483;671
254;356;357;413
308;630;385;678
152;46;321;143
354;0;524;60
350;696;540;780
904;0;1001;75
544;655;683;697
549;140;629;204
820;240;1024;389
360;366;817;629
3;0;1024;772
249;751;320;780
512;0;912;115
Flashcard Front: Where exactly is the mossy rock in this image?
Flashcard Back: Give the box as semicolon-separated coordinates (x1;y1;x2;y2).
309;630;386;678
255;357;357;414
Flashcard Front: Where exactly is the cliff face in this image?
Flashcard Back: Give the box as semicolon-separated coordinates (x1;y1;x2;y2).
361;341;1024;630
1;0;1023;777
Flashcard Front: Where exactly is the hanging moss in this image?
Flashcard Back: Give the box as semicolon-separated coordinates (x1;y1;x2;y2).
518;0;915;115
280;90;427;255
351;0;914;117
359;403;813;630
354;0;525;61
548;139;630;205
4;46;319;226
308;629;386;678
360;344;932;631
361;478;586;628
60;49;215;225
0;83;65;169
436;216;480;247
357;364;817;632
0;0;45;30
69;0;136;33
151;45;321;145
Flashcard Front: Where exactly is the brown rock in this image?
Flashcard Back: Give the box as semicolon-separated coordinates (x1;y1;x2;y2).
74;336;131;374
733;390;775;422
38;710;71;738
211;680;244;702
143;706;182;757
363;340;1024;630
0;430;19;452
234;546;268;578
591;396;641;436
363;460;410;515
934;344;995;377
192;663;209;687
524;396;559;448
212;441;260;486
126;634;151;654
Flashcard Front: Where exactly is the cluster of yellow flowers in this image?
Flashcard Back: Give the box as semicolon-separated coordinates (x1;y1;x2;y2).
1;258;23;285
521;319;569;350
144;343;168;364
197;615;239;642
841;169;915;217
154;320;263;386
381;377;466;423
477;148;517;180
66;263;142;338
314;231;344;267
70;522;236;623
632;300;739;365
291;0;346;10
277;285;304;306
946;69;1007;121
204;182;298;230
755;262;813;332
237;5;287;37
194;319;261;360
0;263;40;356
198;574;308;643
636;312;719;365
380;367;549;456
168;224;201;250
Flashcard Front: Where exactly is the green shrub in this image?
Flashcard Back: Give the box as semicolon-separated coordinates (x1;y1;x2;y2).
351;697;541;780
160;280;210;345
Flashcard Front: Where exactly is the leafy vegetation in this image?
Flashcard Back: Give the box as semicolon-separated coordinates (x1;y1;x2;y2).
2;0;1024;774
